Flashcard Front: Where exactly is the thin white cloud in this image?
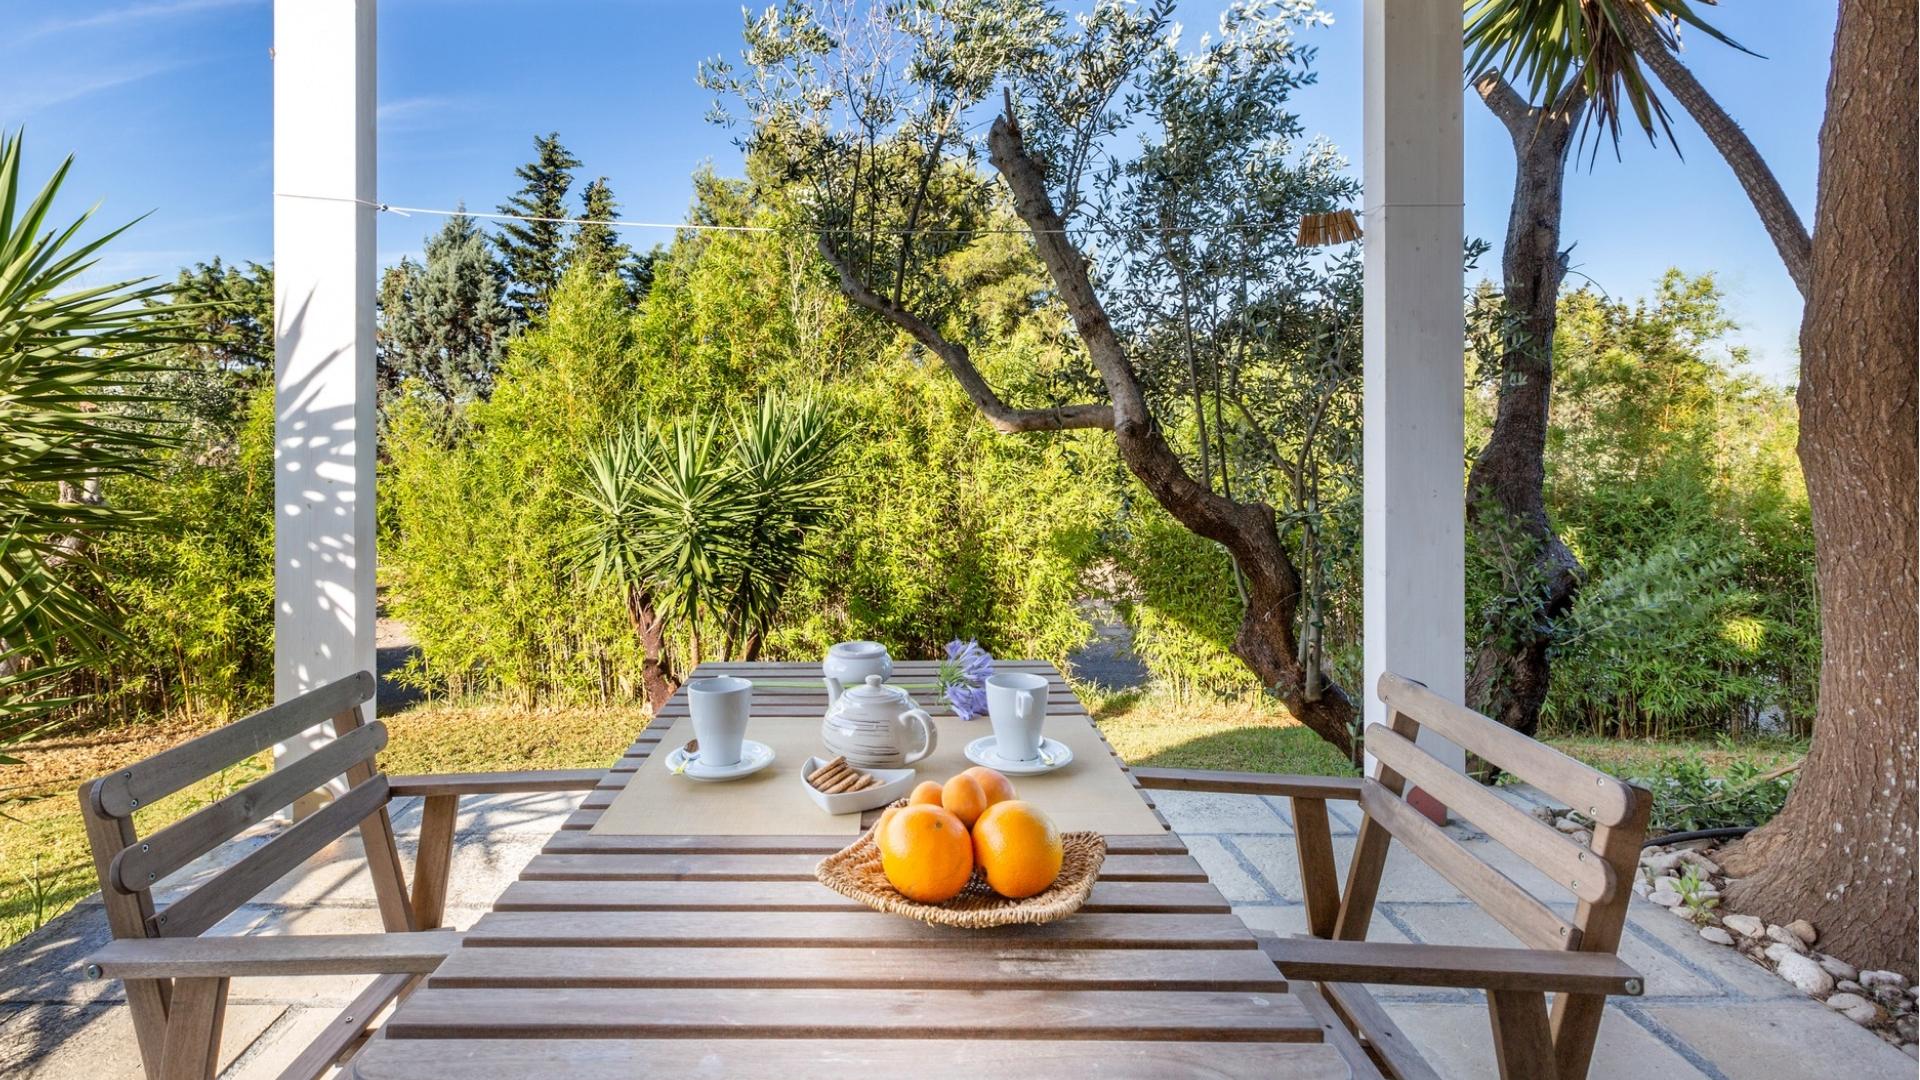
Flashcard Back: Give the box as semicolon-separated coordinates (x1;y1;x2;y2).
6;61;186;112
377;95;471;133
23;0;263;41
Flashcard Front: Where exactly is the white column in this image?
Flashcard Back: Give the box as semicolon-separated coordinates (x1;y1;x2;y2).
272;0;377;809
1362;0;1467;807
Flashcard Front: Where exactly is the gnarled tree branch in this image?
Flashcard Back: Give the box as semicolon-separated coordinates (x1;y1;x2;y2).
818;236;1115;434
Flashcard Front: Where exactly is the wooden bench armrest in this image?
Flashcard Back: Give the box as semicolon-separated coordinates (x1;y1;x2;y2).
1131;767;1363;801
1258;936;1644;996
86;931;459;981
386;769;604;798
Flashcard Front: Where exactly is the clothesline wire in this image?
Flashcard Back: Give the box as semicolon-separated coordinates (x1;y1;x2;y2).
272;190;1367;239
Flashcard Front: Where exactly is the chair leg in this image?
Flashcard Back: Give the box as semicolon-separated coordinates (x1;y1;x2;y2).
1291;796;1341;938
1487;989;1558;1080
410;794;459;930
158;976;228;1080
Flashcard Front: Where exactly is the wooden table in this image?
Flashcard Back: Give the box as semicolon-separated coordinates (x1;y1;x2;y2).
345;661;1355;1079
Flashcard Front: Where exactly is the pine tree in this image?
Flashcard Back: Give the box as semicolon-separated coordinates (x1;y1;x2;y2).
378;211;516;408
495;132;581;319
570;176;632;277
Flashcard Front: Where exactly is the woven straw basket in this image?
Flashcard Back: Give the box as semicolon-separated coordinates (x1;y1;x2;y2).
816;802;1106;928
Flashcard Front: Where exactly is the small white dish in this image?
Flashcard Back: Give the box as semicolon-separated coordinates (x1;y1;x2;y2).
665;739;775;782
801;756;917;815
963;735;1074;776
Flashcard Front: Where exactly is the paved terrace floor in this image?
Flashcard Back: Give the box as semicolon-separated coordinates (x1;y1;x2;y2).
2;783;1912;1079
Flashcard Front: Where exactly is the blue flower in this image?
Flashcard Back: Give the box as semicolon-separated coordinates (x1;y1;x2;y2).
939;639;994;686
945;682;990;722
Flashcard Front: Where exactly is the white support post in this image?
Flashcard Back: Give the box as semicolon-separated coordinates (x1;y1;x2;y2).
271;0;377;813
1362;0;1467;815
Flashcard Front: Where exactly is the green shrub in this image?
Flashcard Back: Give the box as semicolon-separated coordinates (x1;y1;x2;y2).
87;389;276;719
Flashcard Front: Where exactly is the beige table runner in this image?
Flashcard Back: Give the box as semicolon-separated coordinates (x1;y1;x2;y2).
593;705;1166;837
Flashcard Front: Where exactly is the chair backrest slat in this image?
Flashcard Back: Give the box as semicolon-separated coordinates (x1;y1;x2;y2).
1377;673;1634;826
151;774;391;938
89;672;376;819
109;721;389;896
1359;779;1581;952
1365;723;1616;906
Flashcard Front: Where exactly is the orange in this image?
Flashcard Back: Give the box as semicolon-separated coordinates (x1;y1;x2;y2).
962;766;1016;806
877;804;974;902
941;772;990;828
908;780;945;806
972;800;1063;899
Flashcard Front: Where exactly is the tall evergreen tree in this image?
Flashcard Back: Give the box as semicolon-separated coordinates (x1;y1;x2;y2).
571;176;631;276
495;132;581;318
378;211;516;408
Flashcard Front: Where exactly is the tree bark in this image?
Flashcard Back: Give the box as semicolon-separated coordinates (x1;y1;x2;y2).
1463;77;1586;745
626;584;679;713
1720;0;1917;975
983;112;1357;756
1617;8;1814;296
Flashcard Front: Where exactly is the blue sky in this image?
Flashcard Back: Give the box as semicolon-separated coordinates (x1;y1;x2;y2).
6;0;1833;383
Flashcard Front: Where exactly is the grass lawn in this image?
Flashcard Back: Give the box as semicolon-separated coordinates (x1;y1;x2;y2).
0;688;1803;952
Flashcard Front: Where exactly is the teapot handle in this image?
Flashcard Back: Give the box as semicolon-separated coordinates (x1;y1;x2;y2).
823;675;844;704
897;707;938;766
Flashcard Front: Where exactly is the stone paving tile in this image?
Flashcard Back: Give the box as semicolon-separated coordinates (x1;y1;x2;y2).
1231;831;1462;903
1387;902;1720;998
0;904;122;1007
0;1001;285;1079
1233;903;1413;943
1148;789;1287;835
1625;899;1807;1002
1180;834;1276;903
1643;1001;1918;1080
1386;1002;1713;1080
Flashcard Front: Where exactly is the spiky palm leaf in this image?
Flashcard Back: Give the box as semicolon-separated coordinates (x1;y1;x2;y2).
1464;0;1747;151
0;130;190;735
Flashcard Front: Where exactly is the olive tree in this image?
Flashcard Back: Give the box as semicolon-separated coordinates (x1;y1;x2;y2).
703;0;1367;754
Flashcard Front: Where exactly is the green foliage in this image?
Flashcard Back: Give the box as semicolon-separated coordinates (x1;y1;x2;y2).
1638;749;1797;834
1113;503;1257;696
574;394;843;665
495;132;582;319
378;211;516;409
0;131;188;744
1526;273;1817;738
88;391;275;719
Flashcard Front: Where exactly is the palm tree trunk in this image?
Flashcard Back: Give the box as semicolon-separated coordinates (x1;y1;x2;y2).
625;584;678;711
1464;76;1586;743
1617;10;1813;296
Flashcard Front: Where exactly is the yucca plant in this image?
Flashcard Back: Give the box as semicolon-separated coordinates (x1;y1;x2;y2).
573;394;843;708
0;130;188;752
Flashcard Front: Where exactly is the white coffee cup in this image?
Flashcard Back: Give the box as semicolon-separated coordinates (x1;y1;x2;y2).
985;672;1048;762
687;676;753;767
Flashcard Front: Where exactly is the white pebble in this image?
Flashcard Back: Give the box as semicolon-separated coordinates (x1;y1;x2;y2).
1722;914;1765;937
1766;925;1810;955
1862;970;1910;991
1816;954;1859;981
1773;952;1837;995
1699;926;1734;946
1785;918;1818;946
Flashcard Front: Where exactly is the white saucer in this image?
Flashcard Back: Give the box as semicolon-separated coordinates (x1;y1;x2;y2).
665;739;775;782
963;735;1074;776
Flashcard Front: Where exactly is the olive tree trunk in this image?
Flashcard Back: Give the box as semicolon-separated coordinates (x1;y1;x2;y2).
819;107;1358;757
1463;77;1586;742
1720;0;1917;975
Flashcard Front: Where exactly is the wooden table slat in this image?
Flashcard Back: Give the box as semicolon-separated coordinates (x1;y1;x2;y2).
347;1038;1350;1080
518;850;1206;882
427;945;1285;991
539;831;1190;856
381;986;1321;1043
464;910;1260;950
491;878;1231;914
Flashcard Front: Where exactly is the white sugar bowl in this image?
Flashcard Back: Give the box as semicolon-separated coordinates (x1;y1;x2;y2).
822;640;892;704
820;675;937;769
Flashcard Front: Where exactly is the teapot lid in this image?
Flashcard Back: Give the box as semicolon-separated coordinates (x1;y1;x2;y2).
842;674;904;702
829;640;887;659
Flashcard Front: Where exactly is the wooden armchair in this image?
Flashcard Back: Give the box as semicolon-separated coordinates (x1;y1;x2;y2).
1136;672;1650;1080
76;671;601;1080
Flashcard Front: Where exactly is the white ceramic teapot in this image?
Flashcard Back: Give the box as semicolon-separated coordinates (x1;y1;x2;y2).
822;640;892;704
821;675;937;768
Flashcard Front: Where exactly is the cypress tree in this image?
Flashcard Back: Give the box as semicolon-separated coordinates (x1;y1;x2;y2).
495;132;581;319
